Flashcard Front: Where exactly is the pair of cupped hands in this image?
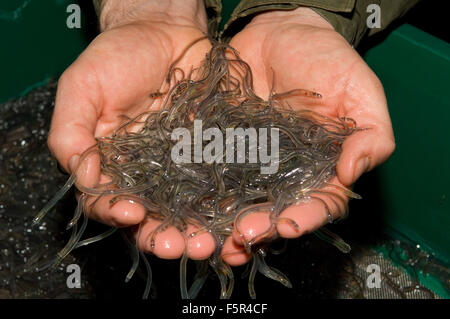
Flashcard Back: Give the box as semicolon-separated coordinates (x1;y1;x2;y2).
48;0;395;266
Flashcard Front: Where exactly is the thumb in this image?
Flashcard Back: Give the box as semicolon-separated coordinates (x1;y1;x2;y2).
47;70;101;187
337;125;395;186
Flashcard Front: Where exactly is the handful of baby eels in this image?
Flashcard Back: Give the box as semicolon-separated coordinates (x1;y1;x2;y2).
33;39;361;299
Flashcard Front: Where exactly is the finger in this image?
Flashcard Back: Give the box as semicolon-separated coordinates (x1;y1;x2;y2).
184;224;215;260
276;199;329;238
277;177;350;238
221;235;251;266
84;195;146;228
337;65;395;186
136;217;185;260
48;68;101;175
337;126;395;186
232;211;275;246
71;150;101;190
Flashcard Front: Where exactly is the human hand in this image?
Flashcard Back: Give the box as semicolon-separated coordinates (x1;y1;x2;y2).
220;7;396;265
48;0;215;260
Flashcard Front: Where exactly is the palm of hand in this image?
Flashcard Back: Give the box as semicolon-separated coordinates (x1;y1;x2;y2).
49;22;215;260
54;23;210;139
225;19;395;244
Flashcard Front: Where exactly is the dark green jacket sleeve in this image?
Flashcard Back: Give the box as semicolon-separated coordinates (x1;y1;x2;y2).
93;0;420;47
214;0;420;46
93;0;101;16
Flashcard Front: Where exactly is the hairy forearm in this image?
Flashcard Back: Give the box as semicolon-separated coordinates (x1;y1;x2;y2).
95;0;208;32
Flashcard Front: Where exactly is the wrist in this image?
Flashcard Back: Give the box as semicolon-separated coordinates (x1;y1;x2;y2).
98;0;208;32
248;7;335;31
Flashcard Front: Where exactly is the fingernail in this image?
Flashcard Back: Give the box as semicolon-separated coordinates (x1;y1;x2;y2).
354;157;370;181
69;154;80;174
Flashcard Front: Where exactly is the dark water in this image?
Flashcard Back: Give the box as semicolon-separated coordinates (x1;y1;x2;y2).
0;81;92;298
0;81;443;299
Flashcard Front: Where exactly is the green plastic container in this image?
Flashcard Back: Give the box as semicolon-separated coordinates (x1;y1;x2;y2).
0;0;91;102
363;24;450;264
